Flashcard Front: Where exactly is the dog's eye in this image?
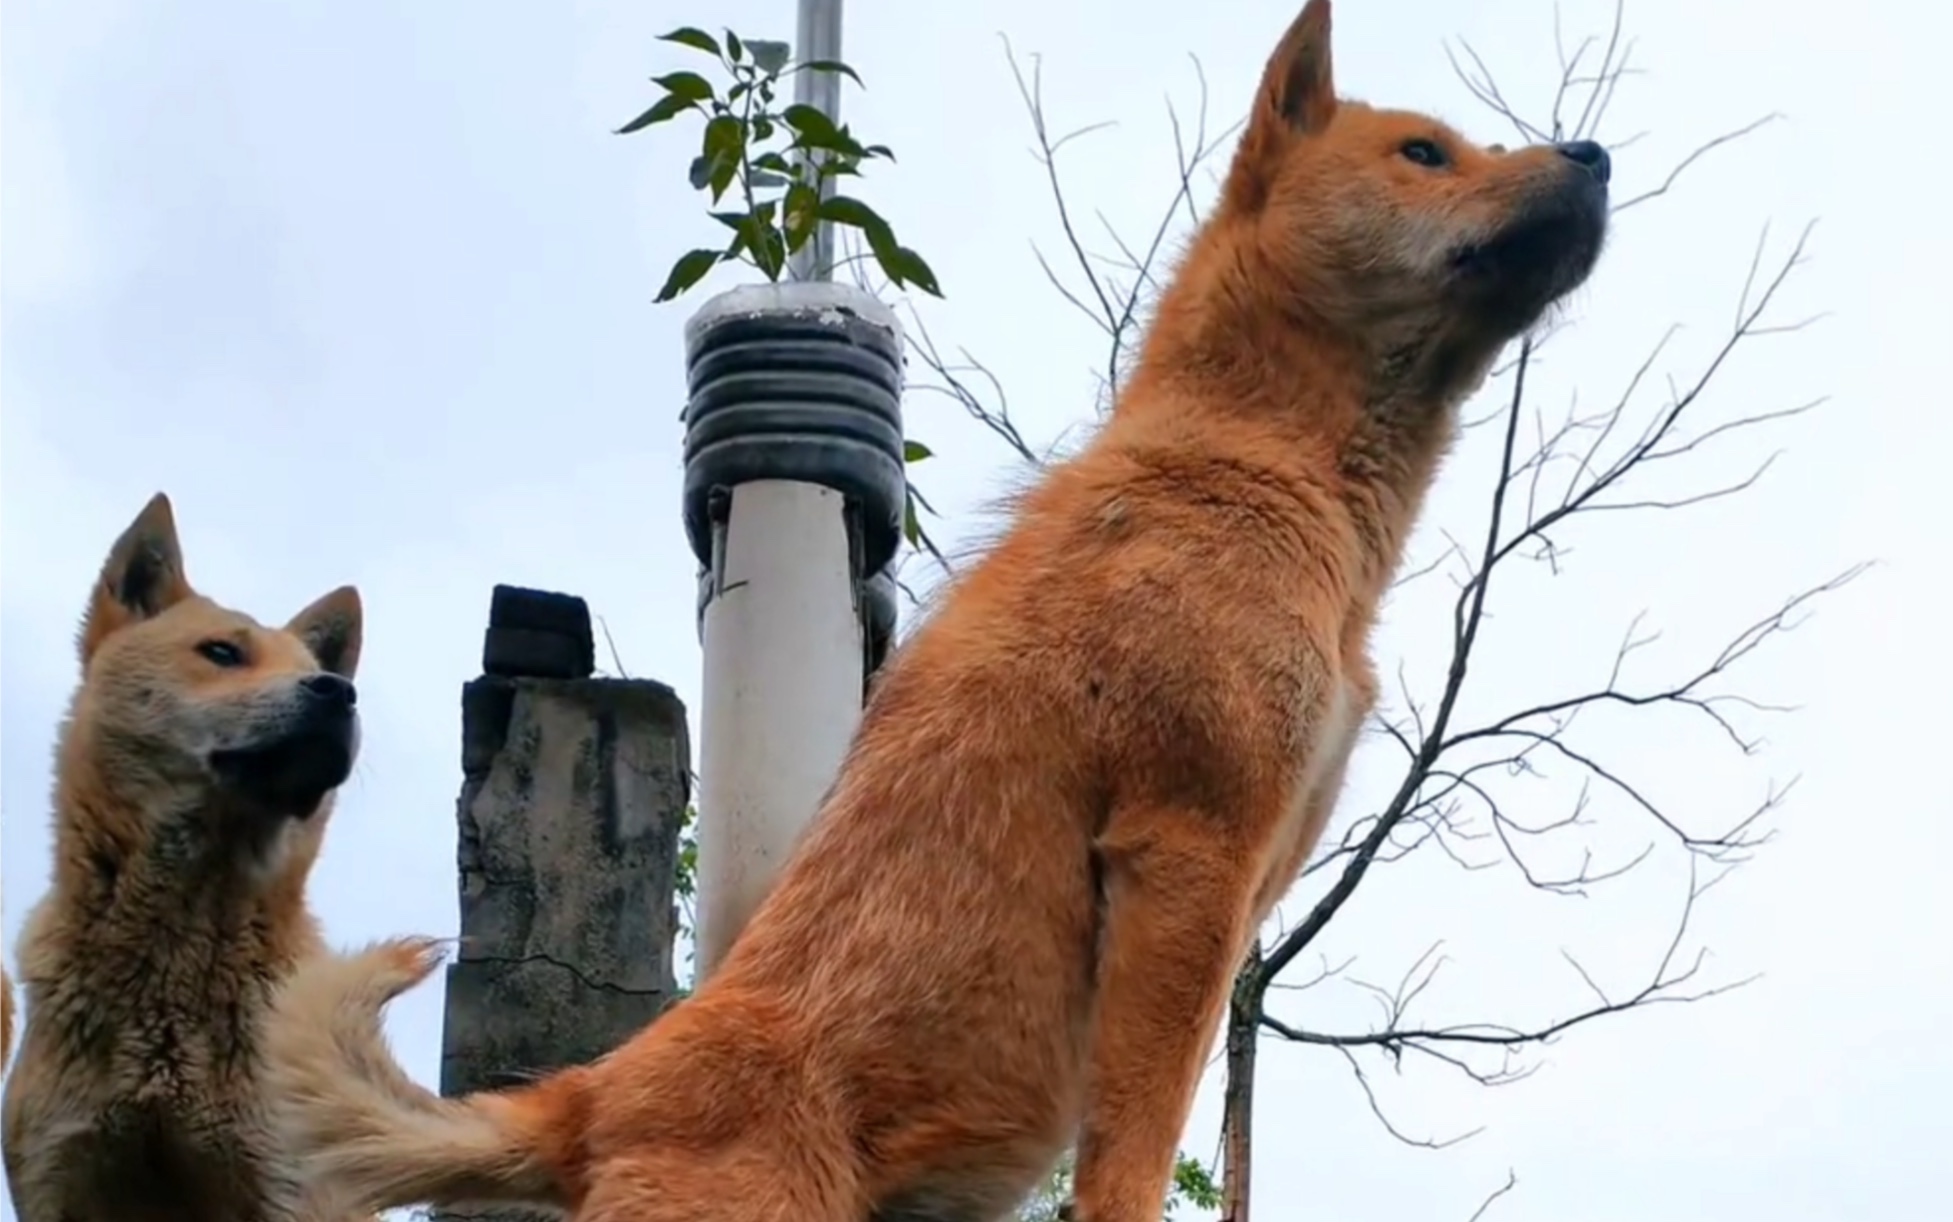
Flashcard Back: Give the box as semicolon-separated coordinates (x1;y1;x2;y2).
1400;138;1449;168
196;640;246;668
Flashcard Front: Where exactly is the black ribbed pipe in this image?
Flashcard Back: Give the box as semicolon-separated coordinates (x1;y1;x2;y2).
682;289;906;580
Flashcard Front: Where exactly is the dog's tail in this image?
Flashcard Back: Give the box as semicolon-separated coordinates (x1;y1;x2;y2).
262;937;585;1213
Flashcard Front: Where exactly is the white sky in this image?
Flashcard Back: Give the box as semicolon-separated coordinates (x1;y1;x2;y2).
3;1;1948;1219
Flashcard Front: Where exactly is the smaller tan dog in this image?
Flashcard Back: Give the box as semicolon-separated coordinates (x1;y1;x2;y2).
3;904;13;1067
2;493;374;1222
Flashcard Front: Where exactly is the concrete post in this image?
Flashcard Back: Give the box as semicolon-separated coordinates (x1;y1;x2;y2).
434;585;689;1222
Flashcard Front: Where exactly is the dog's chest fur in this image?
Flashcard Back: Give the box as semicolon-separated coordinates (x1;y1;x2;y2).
5;875;300;1220
55;1095;276;1222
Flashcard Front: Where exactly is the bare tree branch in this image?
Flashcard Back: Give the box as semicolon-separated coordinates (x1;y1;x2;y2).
1260;859;1755;1084
998;36;1241;415
1468;1170;1520;1222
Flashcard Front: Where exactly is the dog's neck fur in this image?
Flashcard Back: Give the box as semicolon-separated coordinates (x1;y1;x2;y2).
40;716;322;961
1112;221;1476;595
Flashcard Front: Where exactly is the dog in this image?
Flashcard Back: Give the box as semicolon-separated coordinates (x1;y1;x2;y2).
258;2;1612;1219
3;913;13;1068
1;492;374;1222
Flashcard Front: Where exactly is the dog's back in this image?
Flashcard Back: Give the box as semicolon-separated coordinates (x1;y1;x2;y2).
1;493;369;1222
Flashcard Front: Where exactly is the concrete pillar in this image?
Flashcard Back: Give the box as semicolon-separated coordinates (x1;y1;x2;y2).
434;585;688;1222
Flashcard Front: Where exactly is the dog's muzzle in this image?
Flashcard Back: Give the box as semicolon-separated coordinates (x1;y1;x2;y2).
209;674;359;817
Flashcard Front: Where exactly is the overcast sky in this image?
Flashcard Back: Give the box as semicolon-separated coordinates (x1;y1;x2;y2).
3;0;1947;1219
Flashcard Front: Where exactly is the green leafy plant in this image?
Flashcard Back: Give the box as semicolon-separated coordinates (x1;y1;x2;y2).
1015;1149;1220;1221
672;801;699;998
619;26;943;303
1168;1153;1221;1219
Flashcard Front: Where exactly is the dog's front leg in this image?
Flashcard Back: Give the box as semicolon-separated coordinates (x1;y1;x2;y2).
2;1129;73;1222
1068;804;1262;1222
1249;726;1358;928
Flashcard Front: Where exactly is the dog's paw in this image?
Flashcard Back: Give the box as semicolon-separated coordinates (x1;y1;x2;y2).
370;935;450;995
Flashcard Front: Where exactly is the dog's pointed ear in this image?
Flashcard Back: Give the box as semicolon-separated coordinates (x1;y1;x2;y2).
1225;0;1338;211
1265;0;1336;135
80;492;194;663
286;585;363;678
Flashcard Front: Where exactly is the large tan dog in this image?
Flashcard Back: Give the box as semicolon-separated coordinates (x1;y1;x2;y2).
260;2;1612;1220
2;493;373;1222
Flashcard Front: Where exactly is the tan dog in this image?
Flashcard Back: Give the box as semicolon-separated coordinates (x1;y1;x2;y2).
3;909;13;1068
1;493;374;1222
259;2;1612;1219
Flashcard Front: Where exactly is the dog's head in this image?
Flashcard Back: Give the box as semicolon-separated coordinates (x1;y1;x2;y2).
1219;0;1610;393
71;493;363;826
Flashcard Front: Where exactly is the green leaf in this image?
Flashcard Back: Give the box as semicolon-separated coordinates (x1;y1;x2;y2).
782;180;822;251
864;143;896;162
701;114;746;202
791;58;864;87
781;103;844;149
688;155;713;191
1169;1154;1221;1214
752;114;776;143
656;26;720;57
877;243;943;297
756;227;788;280
787;109;868;160
674;817;698;897
903;492;922;547
748;39;791;75
815;193;895;243
904;439;933;463
751;151;796;175
654;248;722;303
736;205;786;281
724;28;744;62
616;92;692;135
822;197;941;296
707;210;749;232
652;70;715;103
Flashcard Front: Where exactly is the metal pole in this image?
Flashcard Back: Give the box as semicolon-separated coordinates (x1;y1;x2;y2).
787;0;845;283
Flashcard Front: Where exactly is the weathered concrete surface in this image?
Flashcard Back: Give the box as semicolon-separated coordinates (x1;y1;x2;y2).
434;669;688;1222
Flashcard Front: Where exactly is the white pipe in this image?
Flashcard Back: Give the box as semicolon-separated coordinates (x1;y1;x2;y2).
693;479;863;978
689;0;866;981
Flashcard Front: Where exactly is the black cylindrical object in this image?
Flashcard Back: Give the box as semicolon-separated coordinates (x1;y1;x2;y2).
861;566;898;682
681;283;908;582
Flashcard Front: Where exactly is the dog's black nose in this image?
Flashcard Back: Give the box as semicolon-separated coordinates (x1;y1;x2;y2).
301;672;357;709
1555;140;1611;185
